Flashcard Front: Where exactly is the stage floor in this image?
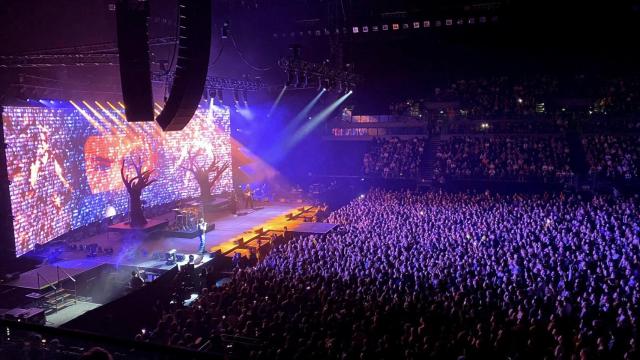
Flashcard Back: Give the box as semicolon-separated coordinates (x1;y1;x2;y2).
46;301;101;327
73;203;304;256
8;203;311;290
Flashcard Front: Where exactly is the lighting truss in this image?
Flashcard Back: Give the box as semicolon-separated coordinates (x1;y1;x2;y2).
277;58;359;91
0;37;178;68
0;53;120;68
151;72;265;92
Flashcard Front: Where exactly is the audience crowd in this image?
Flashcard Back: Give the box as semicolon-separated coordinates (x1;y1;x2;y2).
0;331;116;360
447;117;569;135
434;136;574;181
592;76;640;115
583;135;640;180
390;75;559;120
387;74;640;123
579;116;640;133
140;190;640;359
363;137;425;178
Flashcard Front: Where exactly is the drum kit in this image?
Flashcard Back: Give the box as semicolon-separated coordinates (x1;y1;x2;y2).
172;206;200;231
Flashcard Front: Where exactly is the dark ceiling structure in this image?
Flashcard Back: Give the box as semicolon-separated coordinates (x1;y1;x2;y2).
0;0;638;105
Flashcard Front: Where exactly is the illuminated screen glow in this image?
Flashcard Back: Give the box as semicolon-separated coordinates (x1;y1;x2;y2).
2;104;232;256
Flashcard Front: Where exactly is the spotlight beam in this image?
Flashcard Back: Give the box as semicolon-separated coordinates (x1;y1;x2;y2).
267;85;287;118
82;101;116;132
286;91;352;150
283;88;326;134
95;101;128;132
69;100;107;134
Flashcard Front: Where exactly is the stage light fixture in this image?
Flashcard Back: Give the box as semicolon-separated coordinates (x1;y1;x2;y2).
294;72;300;87
413;22;420;29
435;20;442;27
242;89;249;105
382;24;389;31
362;26;369;33
217;89;224;103
222;21;230;39
372;25;379;32
352;26;359;33
446;19;453;26
402;24;409;29
323;78;331;90
424;21;431;28
233;89;240;105
392;24;399;30
286;71;295;87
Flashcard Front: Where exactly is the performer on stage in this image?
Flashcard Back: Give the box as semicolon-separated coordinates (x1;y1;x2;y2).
244;184;254;209
129;271;144;290
230;191;238;215
197;218;207;254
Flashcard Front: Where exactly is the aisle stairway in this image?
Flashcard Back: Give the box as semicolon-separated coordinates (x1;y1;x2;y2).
566;123;589;185
42;287;77;316
419;136;441;186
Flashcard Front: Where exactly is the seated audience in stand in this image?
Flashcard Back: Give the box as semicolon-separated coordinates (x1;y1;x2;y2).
592;76;640;115
434;136;574;181
140;189;640;360
363;137;425;178
579;116;640;132
447;116;569;134
387;74;639;130
583;135;640;179
391;75;560;120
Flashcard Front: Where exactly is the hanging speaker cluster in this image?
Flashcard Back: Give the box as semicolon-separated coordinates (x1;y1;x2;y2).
155;0;212;131
115;0;212;131
115;0;154;123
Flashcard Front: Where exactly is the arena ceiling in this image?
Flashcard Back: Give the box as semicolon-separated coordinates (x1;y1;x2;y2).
0;0;638;103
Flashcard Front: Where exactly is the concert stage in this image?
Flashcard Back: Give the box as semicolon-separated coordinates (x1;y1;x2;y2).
1;202;318;326
107;218;170;234
6;203;315;290
4;263;103;290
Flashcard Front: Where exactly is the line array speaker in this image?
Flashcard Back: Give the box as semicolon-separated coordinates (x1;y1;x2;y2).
156;0;212;131
115;0;155;123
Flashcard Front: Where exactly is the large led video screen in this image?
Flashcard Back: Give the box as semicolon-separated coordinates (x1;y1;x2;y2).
2;103;232;256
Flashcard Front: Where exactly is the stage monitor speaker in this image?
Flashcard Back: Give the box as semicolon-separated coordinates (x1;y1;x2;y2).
156;0;212;131
116;0;155;123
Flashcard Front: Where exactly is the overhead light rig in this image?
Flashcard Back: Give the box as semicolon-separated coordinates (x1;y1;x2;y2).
277;57;359;93
0;37;178;68
271;14;499;40
152;72;265;92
